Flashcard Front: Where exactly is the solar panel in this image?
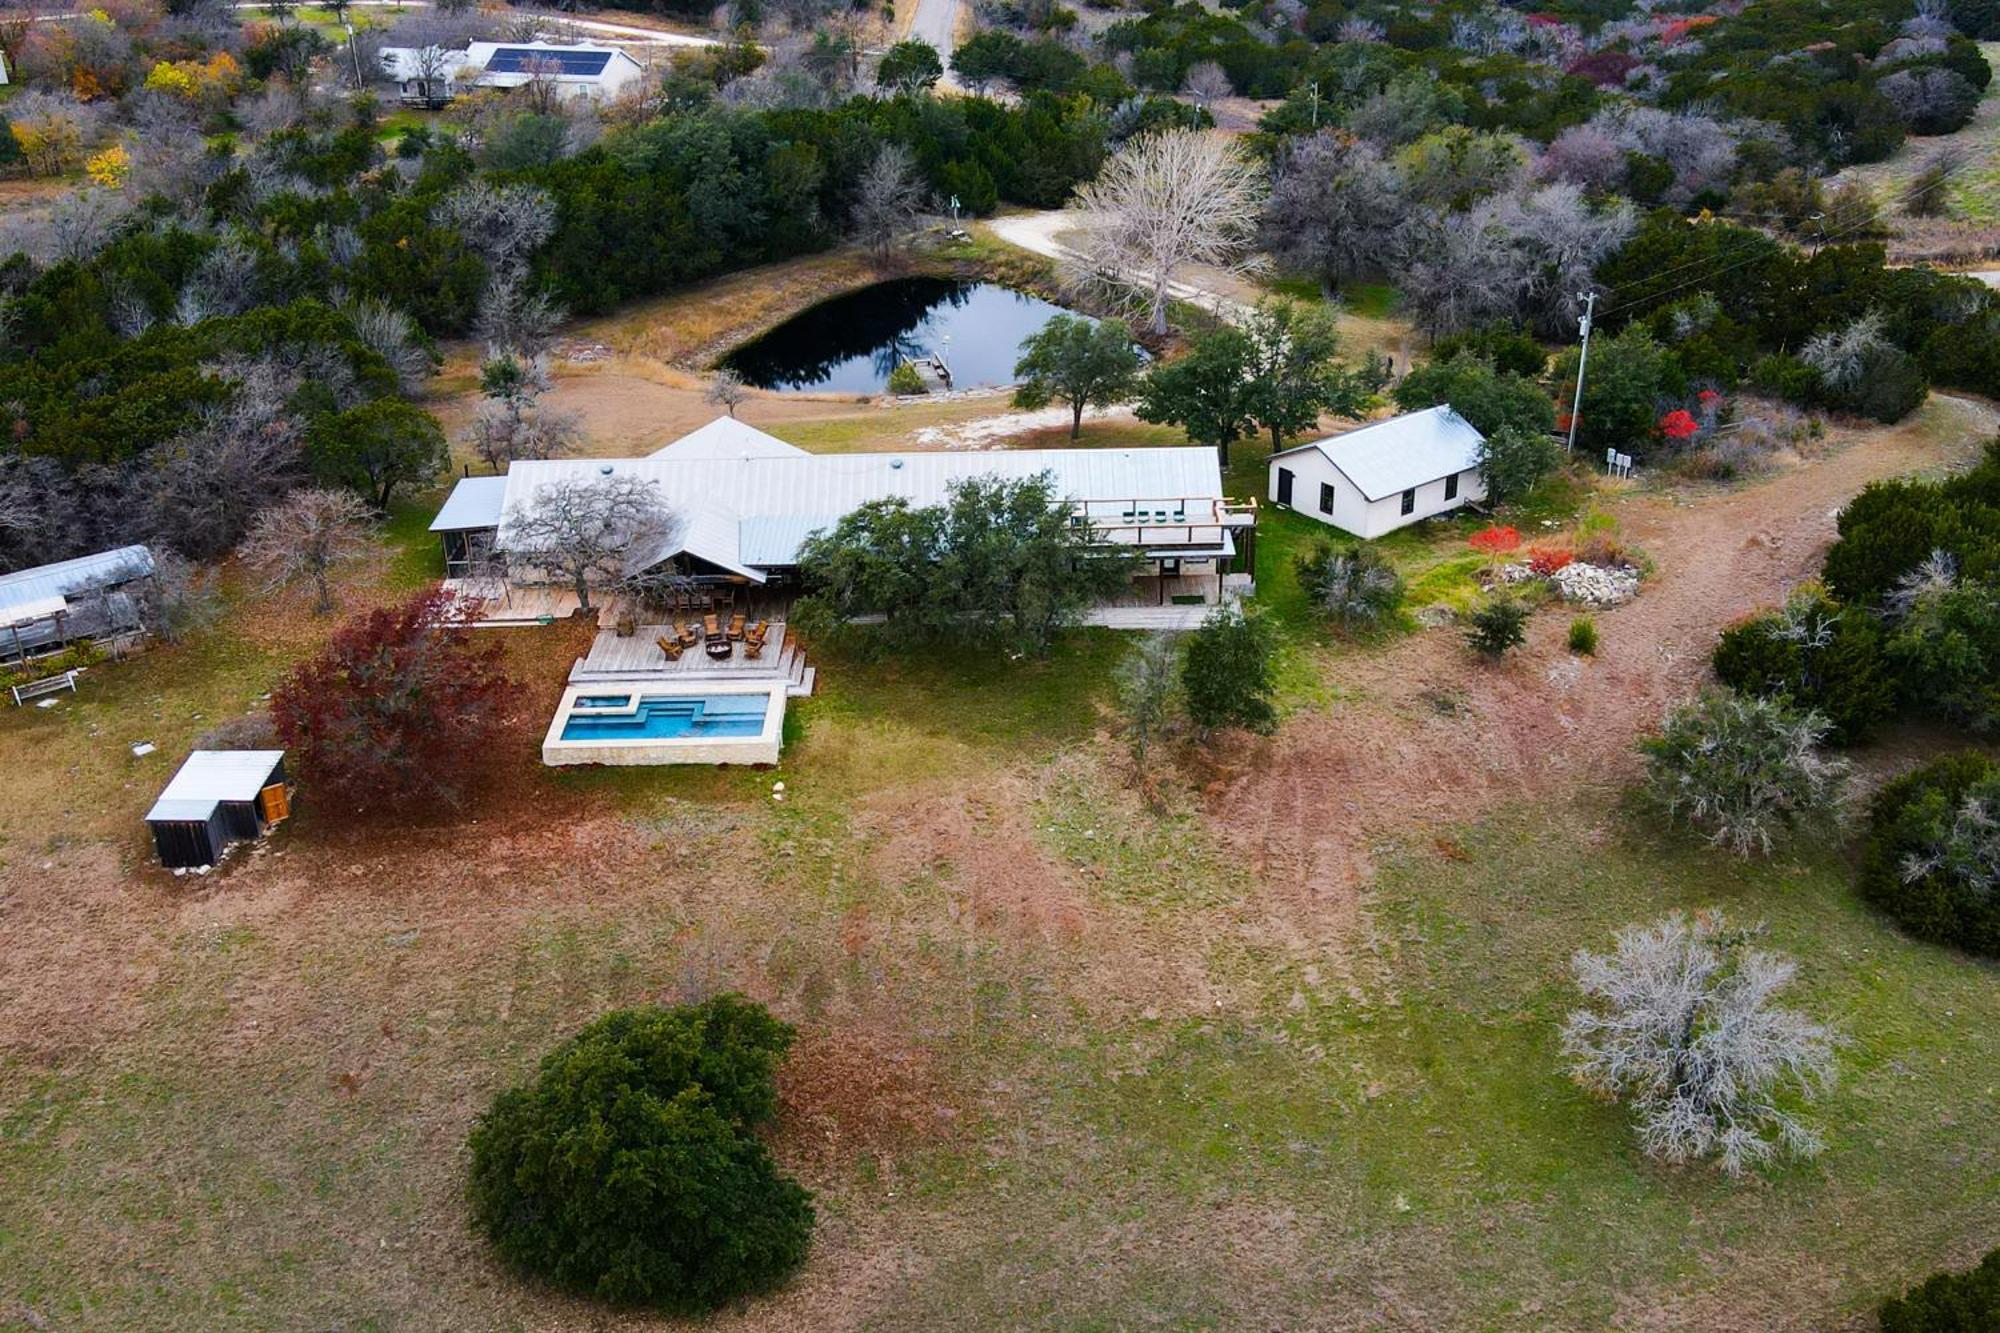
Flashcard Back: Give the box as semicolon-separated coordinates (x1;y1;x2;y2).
484;46;614;77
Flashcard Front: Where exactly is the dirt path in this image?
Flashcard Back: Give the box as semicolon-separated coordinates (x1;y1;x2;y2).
1213;394;2000;939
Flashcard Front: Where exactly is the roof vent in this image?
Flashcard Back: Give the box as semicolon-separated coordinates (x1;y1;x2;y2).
599;464;614;475
890;458;904;469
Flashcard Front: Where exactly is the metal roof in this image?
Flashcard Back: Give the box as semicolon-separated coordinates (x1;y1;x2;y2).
0;545;153;625
493;426;1224;572
430;475;510;532
146;750;284;822
1272;406;1486;502
649;418;809;462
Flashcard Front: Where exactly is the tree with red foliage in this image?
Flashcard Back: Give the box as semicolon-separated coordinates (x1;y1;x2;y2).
271;586;520;811
1658;408;1700;441
1468;524;1523;557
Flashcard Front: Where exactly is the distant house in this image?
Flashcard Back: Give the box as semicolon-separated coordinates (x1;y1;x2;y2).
380;41;646;105
146;750;290;870
1267;406;1487;539
0;544;155;663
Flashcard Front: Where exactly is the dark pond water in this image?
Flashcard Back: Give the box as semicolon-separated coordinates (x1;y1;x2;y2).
720;277;1081;394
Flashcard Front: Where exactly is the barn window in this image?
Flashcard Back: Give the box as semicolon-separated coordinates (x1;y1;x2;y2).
1319;482;1335;514
1400;488;1416;515
1445;472;1459;501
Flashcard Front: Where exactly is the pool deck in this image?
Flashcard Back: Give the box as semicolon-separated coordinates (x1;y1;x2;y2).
567;622;815;697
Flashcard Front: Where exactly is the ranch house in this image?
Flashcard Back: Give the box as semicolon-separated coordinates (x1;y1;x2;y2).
1268;405;1487;540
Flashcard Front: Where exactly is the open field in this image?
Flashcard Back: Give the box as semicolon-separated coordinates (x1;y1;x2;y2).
2;375;1997;1328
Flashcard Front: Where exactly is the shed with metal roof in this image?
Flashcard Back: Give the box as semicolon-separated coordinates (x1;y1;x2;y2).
145;750;290;870
0;544;155;660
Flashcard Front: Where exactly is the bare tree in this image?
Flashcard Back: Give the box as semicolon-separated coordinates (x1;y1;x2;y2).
468;353;580;469
436;179;559;277
1262;130;1404;293
1180;61;1230;109
1499;183;1633;336
1562;911;1839;1175
239;488;374;613
148;361;311;559
136;549;224;644
503;475;680;612
1394;203;1527;338
11;189;134;267
1067;129;1265;335
1801;311;1894;394
850;142;925;265
177;233;264;323
704;368;750;418
343;298;437;395
474;270;566;357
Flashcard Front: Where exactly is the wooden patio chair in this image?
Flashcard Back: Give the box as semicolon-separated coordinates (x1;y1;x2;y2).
727;612;747;641
703;613;721;640
656;635;685;662
678;622;700;648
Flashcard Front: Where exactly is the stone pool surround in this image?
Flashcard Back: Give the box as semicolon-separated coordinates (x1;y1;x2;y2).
540;678;787;767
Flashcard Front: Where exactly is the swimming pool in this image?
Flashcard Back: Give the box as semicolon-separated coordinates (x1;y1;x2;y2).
559;693;770;741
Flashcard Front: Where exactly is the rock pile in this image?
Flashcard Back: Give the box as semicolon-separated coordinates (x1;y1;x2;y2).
1551;561;1640;607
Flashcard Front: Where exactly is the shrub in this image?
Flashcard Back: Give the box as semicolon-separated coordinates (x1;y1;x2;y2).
270;587;520;811
1464;596;1529;658
1468;524;1522;559
1562;910;1837;1176
1879;1248;2000;1332
1859;752;2000;956
886;361;926;395
1477;424;1565;506
1182;601;1277;736
1430;325;1547;377
1711;586;1896;744
1572;506;1635;568
468;997;814;1312
1886;576;2000;730
1639;690;1849;857
1527;546;1573;577
1567;615;1598;655
1293;539;1404;630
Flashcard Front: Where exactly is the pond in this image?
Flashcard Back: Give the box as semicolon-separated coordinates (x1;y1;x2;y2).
720;277;1083;395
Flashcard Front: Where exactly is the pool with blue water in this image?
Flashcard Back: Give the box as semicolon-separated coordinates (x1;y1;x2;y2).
560;693;771;741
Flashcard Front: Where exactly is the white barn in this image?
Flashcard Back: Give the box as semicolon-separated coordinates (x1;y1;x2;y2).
1267;405;1487;540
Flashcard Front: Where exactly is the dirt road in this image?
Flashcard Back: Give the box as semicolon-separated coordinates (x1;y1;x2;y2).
1214;393;2000;934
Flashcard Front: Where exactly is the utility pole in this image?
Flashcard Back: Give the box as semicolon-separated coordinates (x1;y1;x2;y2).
1566;290;1596;455
1307;81;1320;129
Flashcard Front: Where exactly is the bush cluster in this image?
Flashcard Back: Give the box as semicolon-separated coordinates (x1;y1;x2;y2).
1859;752;2000;956
1879;1248;2000;1331
468;997;814;1312
1711;586;1894;744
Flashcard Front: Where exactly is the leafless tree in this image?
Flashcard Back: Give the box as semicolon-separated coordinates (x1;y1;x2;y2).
468;351;580;469
3;90;104;177
1562;911;1838;1175
239;487;374;613
1068;129;1265;336
176;234;264;323
503;474;681;612
1801;311;1893;393
850;142;925;265
148;361;310;559
1538;123;1629;194
136;549;224;644
343;298;437;395
1395;203;1527;337
704;369;750;418
435;179;558;276
474;270;566;357
1499;183;1634;335
1180;61;1230;109
1262;130;1404;293
0;189;134;267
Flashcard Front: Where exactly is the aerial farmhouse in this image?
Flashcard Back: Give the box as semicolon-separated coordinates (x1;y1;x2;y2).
1268;405;1487;539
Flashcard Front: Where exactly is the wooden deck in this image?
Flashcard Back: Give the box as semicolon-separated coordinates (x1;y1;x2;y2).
568;623;816;696
1082;573;1253;629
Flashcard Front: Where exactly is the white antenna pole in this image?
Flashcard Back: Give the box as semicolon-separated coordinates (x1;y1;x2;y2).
1566;290;1596;455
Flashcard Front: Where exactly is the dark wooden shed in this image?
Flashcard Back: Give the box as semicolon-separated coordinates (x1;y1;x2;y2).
146;750;290;870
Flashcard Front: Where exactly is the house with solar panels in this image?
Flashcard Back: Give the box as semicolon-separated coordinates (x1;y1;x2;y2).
466;42;647;101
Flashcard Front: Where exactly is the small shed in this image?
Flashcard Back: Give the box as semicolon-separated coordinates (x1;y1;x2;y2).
146;750;290;870
1268;405;1488;539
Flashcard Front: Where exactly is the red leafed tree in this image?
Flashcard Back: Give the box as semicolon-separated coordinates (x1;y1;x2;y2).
1659;408;1700;441
1468;525;1523;557
272;586;520;811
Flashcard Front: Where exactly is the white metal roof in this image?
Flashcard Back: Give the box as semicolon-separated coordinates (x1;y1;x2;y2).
145;750;284;822
0;545;153;623
1273;405;1485;502
430;475;510;532
491;419;1224;572
649;417;809;462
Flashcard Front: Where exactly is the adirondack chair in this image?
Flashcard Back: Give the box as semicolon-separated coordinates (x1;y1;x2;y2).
727;612;747;641
743;620;769;660
656;635;685;662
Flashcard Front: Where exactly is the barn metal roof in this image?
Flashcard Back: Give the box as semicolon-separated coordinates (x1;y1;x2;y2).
146;750;285;822
429;475;510;532
649;417;809;462
490;421;1224;573
1271;405;1486;502
0;545;153;627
